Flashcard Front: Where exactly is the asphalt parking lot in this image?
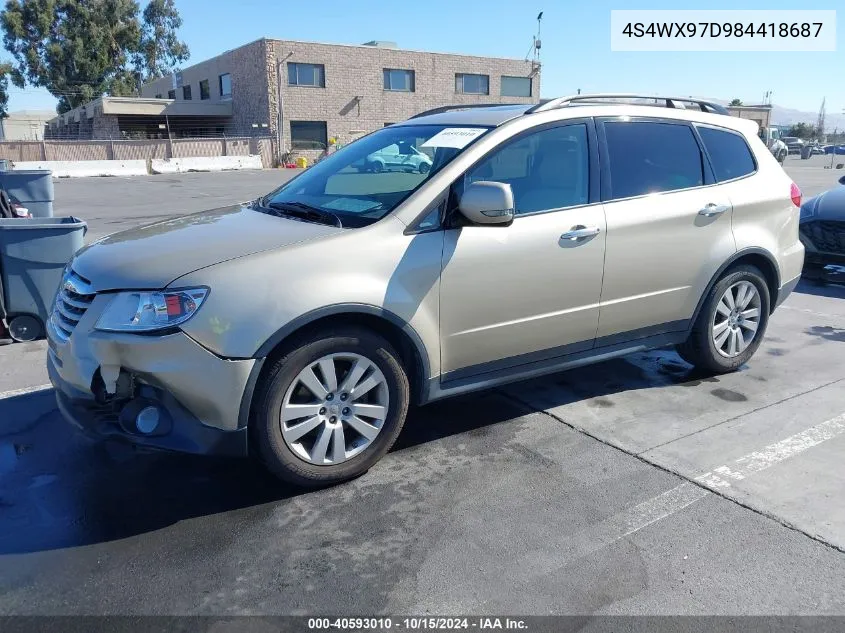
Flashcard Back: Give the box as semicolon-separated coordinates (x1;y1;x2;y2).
1;158;845;615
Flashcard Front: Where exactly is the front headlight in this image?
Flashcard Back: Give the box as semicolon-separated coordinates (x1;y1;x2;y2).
95;288;209;333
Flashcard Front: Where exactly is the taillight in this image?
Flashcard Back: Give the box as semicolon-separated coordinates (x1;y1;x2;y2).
790;182;802;207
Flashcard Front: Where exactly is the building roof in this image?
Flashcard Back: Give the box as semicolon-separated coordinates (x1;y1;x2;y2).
48;96;232;125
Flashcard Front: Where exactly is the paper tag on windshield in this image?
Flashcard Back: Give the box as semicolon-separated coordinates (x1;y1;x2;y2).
421;128;486;149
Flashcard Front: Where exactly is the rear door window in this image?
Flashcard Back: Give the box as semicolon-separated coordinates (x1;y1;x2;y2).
603;121;705;200
697;126;757;182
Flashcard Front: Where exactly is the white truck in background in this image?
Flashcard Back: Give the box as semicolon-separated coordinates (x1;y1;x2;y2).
758;126;788;164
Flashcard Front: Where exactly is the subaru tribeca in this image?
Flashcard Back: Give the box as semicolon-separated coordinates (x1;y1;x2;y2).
47;94;805;486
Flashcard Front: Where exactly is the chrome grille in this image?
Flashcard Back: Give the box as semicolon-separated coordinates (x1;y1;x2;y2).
50;270;95;342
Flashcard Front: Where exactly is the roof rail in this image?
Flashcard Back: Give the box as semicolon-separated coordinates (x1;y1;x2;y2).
526;94;730;116
410;103;524;119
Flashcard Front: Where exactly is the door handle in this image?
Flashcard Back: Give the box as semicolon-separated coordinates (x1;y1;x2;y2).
561;226;601;241
699;203;729;217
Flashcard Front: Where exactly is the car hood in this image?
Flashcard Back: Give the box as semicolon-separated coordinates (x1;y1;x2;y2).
71;204;344;291
801;187;845;223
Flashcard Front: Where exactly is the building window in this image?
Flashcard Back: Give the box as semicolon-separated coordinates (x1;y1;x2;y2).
219;73;232;99
501;76;532;97
383;69;415;92
199;79;210;100
455;73;489;95
290;120;328;150
182;85;192;100
167;89;176;99
288;63;325;87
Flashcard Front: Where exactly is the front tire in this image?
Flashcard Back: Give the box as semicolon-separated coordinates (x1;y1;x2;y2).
252;327;410;487
676;265;770;373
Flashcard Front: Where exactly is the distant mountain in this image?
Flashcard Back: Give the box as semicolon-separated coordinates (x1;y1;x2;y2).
769;105;845;131
702;97;845;131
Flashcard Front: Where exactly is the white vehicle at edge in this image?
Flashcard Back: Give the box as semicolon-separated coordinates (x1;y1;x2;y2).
361;141;433;173
758;126;788;164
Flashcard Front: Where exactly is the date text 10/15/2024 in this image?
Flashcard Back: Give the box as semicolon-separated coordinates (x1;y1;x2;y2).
307;618;528;630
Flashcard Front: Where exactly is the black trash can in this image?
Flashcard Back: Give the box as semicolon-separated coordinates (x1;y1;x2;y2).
0;217;87;341
800;145;812;160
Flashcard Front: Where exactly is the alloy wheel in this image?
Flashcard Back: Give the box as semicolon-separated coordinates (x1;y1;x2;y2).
712;281;762;358
280;353;389;465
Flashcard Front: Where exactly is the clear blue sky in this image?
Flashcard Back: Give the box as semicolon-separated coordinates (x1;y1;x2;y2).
6;0;843;114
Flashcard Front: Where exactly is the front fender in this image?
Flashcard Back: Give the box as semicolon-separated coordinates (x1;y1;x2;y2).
175;217;443;376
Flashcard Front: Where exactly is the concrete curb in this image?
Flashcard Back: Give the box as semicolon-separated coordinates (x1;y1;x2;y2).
13;160;148;178
150;155;263;174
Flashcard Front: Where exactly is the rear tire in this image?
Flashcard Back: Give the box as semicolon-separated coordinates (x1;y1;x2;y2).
252;327;410;487
676;265;770;373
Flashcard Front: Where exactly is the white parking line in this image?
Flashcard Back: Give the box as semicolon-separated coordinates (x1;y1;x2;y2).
697;412;845;489
521;411;845;572
0;384;53;400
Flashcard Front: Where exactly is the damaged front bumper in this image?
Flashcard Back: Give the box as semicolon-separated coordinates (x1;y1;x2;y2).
46;293;255;457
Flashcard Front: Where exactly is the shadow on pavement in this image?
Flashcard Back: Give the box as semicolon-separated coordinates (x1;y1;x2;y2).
794;278;845;299
0;388;527;556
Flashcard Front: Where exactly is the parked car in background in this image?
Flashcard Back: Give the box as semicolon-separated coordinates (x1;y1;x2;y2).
810;143;825;156
823;145;845;156
799;174;845;283
782;136;805;155
360;141;433;173
47;94;805;486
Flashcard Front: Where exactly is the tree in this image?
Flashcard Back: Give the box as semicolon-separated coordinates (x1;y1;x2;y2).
0;60;16;118
136;0;189;81
1;0;189;114
729;98;743;106
786;122;816;140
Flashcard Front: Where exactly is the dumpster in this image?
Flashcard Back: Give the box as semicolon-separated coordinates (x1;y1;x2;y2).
0;169;55;217
0;217;87;342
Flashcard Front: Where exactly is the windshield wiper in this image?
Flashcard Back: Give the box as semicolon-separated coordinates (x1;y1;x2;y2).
265;201;343;228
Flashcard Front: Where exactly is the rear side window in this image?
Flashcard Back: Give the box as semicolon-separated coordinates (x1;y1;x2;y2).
604;121;704;200
697;127;756;182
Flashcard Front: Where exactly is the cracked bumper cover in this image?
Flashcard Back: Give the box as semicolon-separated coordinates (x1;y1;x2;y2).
47;294;255;456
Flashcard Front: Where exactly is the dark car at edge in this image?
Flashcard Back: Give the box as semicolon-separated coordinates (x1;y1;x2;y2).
799;175;845;283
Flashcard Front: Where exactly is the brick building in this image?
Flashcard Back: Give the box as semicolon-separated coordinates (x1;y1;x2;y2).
47;38;539;162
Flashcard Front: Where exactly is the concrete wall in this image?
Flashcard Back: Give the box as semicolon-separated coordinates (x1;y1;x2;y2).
728;105;772;131
0;111;55;141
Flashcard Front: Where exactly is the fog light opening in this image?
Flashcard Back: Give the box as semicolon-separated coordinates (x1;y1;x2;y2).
135;406;161;434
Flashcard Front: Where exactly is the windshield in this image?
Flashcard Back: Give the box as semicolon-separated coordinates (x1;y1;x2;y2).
260;124;491;227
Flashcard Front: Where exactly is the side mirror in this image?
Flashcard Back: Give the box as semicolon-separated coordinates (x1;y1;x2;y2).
839;175;845;186
459;181;515;226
